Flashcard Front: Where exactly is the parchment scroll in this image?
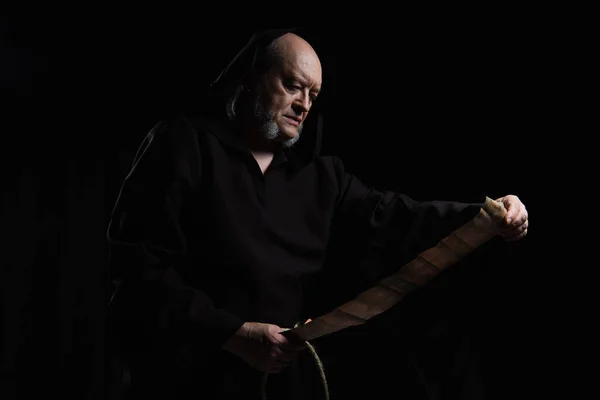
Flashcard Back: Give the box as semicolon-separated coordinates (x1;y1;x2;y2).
284;196;507;342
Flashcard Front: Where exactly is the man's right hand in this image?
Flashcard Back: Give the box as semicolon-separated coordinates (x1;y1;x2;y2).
222;322;307;374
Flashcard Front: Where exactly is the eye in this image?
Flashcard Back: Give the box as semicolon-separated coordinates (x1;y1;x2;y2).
283;80;301;91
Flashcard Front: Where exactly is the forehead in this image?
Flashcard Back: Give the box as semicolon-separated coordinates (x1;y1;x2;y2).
278;50;322;89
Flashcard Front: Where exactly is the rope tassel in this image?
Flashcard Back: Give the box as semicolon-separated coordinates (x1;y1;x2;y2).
262;321;330;400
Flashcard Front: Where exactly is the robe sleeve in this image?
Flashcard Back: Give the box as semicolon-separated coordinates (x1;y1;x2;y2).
106;115;244;349
332;156;485;280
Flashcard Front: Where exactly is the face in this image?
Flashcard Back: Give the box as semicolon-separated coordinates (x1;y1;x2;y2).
253;44;322;147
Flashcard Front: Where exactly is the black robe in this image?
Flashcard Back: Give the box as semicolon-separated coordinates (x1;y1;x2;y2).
106;28;485;399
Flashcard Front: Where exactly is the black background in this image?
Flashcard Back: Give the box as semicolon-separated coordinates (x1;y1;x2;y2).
2;9;577;399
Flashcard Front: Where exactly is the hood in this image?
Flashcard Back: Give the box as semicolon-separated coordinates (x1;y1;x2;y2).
196;27;326;170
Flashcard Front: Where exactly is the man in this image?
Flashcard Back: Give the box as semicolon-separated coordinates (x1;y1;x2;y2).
106;28;529;399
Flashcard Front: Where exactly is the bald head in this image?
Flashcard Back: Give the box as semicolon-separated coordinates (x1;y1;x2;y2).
235;31;323;150
269;33;322;82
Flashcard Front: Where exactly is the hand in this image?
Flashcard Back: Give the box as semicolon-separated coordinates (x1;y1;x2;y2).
222;322;307;374
495;195;528;241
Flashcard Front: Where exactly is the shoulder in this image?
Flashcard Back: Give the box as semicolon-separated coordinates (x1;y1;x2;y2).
312;155;343;168
312;155;347;176
181;112;231;139
143;112;228;160
306;155;348;186
147;112;220;143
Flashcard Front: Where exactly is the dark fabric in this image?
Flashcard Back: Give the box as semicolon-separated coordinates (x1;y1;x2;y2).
118;339;323;400
1;19;546;400
105;27;485;398
106;111;483;397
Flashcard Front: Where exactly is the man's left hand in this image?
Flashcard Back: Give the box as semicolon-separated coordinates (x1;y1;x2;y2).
495;195;529;241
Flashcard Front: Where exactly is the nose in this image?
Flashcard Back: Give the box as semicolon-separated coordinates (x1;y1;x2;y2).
293;92;311;113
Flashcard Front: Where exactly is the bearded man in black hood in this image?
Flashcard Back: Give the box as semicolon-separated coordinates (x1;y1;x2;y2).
106;28;529;399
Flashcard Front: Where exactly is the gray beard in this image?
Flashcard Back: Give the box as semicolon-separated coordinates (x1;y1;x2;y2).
253;98;302;148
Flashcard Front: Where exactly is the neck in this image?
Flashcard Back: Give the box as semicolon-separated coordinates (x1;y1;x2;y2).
240;127;278;154
239;128;278;174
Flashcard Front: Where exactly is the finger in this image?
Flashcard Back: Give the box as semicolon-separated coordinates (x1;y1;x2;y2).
503;207;520;226
283;339;307;352
504;218;528;233
515;219;529;232
271;346;303;364
504;211;528;231
518;221;528;232
272;333;301;352
513;208;528;225
278;333;307;351
270;346;300;362
500;196;525;224
503;205;518;225
504;227;528;241
502;221;527;237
